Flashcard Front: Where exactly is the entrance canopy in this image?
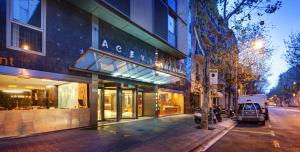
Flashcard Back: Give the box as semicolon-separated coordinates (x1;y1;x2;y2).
72;48;183;85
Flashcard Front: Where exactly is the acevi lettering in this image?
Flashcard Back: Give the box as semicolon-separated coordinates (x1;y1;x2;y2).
101;39;141;60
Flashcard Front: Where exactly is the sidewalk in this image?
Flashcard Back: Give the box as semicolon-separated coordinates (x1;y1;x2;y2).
0;115;235;152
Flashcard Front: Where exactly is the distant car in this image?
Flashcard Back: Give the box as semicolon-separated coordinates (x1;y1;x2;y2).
237;102;265;125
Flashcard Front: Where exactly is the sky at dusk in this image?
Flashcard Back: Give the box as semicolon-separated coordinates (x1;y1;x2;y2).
263;0;300;92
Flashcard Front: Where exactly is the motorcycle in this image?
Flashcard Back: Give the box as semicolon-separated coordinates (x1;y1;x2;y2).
228;108;235;117
214;106;222;122
194;107;202;124
208;108;217;123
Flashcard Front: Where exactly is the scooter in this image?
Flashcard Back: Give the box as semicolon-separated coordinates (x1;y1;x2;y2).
208;108;217;124
194;107;202;124
214;107;222;122
229;108;235;117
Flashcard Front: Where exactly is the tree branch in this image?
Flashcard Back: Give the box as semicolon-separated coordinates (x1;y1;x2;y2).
225;0;247;22
223;0;227;19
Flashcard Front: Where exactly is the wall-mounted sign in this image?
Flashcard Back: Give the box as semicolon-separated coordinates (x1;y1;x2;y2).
0;56;14;66
98;19;155;65
209;69;218;85
100;39;150;63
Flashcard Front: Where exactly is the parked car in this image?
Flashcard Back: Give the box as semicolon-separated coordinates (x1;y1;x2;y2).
239;94;269;120
237;102;265;125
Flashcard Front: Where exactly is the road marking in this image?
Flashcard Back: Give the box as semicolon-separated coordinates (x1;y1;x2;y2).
195;123;236;152
231;129;272;135
273;140;280;148
270;131;275;136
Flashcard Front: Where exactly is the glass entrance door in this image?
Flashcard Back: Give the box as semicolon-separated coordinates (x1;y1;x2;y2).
97;89;102;121
138;92;143;117
104;89;117;119
121;90;134;118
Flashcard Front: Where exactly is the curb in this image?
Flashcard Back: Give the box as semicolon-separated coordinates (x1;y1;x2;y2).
189;120;237;152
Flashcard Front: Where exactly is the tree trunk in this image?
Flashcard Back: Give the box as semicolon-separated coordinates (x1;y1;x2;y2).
228;91;232;115
201;48;210;129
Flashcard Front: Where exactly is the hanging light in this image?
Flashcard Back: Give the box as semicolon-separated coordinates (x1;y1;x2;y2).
22;44;30;50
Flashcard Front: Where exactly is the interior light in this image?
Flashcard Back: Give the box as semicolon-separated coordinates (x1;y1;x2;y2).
155;61;160;67
2;90;24;93
18;69;31;79
22;44;30;50
122;74;130;77
25;86;33;89
8;85;17;88
42;79;53;82
46;85;55;88
112;73;121;77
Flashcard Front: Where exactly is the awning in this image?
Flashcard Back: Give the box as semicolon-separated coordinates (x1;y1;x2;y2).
72;48;183;85
212;92;224;98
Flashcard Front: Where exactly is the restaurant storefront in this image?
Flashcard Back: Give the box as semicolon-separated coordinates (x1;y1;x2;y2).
0;66;91;138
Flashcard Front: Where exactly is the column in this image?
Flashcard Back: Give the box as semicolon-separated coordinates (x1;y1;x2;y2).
100;87;105;121
154;84;159;118
135;85;139;119
116;84;121;121
89;74;98;126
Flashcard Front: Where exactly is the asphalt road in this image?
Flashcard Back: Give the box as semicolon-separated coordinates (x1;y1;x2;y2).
207;106;300;152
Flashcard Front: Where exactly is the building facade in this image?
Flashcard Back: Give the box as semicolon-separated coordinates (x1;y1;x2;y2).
189;0;238;110
0;0;188;137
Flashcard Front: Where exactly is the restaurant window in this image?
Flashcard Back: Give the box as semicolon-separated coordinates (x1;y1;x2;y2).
158;91;183;116
0;75;88;110
7;0;46;55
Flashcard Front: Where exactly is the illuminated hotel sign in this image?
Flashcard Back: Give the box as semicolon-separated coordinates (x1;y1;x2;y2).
100;39;149;64
99;19;155;65
0;56;14;66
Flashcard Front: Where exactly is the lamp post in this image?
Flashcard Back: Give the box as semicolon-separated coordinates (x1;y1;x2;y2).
293;81;299;108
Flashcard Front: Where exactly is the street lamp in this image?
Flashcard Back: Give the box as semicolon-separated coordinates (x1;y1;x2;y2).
253;39;264;50
292;81;300;108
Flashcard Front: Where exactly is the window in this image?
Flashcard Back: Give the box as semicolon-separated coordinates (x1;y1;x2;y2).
158;91;184;116
239;103;261;110
167;0;177;12
168;14;176;47
0;75;88;110
168;15;175;34
7;0;46;55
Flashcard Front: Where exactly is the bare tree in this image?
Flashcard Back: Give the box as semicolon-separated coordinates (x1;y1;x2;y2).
285;32;300;67
217;0;282;26
191;0;280;129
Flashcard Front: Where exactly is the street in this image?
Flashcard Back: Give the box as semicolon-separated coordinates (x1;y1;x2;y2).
207;106;300;152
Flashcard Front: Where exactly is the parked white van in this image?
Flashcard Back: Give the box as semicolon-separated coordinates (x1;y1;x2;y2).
238;94;269;120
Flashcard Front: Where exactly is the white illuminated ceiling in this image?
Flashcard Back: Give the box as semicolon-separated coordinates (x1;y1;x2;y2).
0;75;67;90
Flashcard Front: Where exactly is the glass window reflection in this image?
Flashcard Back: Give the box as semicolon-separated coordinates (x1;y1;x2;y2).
12;0;41;28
